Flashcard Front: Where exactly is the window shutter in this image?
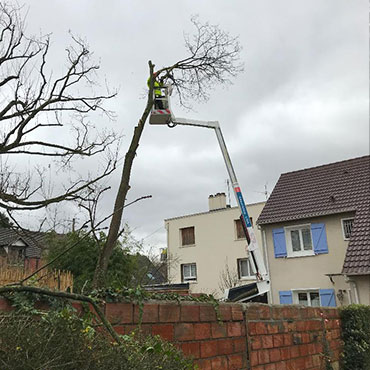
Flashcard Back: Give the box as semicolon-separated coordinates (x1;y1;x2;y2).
311;223;328;254
279;291;293;304
319;289;336;307
272;228;287;258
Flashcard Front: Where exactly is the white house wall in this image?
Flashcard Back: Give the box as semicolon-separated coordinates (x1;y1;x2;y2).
166;202;266;298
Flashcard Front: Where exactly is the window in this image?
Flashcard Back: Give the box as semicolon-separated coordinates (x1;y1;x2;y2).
180;227;195;246
285;225;314;257
237;258;254;279
293;290;320;307
235;218;253;240
181;263;197;282
342;218;354;240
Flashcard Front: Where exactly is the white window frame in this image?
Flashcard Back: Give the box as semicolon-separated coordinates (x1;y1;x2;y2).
182;263;197;282
237;258;254;280
341;218;354;240
285;224;314;258
292;289;320;307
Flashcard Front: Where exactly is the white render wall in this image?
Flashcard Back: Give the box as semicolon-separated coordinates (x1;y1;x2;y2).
166;202;266;298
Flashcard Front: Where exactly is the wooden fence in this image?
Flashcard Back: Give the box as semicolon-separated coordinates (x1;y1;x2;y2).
0;260;73;291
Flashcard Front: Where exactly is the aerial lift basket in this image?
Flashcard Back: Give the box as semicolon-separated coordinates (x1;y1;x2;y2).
149;85;175;125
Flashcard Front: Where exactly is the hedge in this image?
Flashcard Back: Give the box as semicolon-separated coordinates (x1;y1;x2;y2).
340;304;370;370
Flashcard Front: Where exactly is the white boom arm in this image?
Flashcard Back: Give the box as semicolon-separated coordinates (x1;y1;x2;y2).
171;117;270;301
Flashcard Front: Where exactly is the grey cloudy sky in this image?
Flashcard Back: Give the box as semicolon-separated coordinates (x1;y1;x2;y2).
18;0;369;252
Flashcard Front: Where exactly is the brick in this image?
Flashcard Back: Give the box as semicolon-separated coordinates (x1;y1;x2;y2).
267;322;280;334
280;347;291;360
194;358;212;370
269;348;281;362
262;335;274;349
219;305;232;321
259;305;271;319
152;324;174;341
281;306;300;319
194;323;211;340
289;346;300;358
228;353;243;369
271;306;284;320
227;322;243;337
248;322;257;335
275;361;287;370
250;351;259;366
123;324;136;335
265;363;276;370
299;344;309;356
231;304;244;321
158;304;180;322
105;302;133;324
113;325;125;335
211;356;228;370
200;305;217;321
233;337;247;352
174;323;194;341
180;304;200;322
218;339;234;355
251;336;262;350
211;323;227;339
273;334;284;347
181;342;200;358
291;357;306;369
255;322;268;335
301;333;310;343
305;354;313;368
200;340;218;358
246;305;260;320
283;333;293;346
133;303;158;323
258;349;270;364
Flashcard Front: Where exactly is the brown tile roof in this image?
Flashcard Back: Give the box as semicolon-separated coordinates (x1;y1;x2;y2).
257;155;370;274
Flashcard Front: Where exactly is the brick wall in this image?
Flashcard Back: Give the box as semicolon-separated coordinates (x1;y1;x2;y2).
0;298;342;370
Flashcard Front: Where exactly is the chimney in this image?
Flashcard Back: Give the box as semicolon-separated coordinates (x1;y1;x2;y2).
208;192;227;211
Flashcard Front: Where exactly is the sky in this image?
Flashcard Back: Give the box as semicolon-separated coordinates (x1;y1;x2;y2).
9;0;369;253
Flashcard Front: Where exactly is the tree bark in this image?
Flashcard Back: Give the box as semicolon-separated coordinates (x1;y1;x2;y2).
92;61;155;289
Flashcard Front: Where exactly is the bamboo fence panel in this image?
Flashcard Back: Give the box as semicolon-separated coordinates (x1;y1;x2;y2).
0;261;73;291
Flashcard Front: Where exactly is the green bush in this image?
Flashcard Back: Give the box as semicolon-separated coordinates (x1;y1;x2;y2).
340;304;370;370
0;309;195;370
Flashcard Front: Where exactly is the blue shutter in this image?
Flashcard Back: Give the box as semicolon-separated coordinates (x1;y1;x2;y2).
279;291;293;304
311;223;328;254
272;228;287;258
319;289;336;307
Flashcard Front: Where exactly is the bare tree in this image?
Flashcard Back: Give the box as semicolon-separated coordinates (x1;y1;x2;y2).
0;3;118;213
218;258;239;293
93;16;243;288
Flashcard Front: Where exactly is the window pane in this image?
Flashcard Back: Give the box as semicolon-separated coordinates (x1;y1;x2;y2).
239;259;250;277
310;292;320;307
302;228;312;250
190;264;196;276
298;292;308;306
183;264;190;277
291;230;301;251
343;219;353;239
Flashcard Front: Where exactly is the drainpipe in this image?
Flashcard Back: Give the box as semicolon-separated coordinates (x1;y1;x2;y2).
261;227;273;304
345;275;360;304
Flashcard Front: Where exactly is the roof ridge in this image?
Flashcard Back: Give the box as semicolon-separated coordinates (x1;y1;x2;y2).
280;155;369;176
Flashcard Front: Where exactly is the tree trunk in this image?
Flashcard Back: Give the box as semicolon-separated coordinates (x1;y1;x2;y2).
92;61;155;289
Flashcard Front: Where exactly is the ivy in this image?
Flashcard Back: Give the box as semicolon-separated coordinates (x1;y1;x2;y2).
340;304;370;370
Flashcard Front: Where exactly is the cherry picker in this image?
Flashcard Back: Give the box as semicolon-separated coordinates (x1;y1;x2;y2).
149;85;270;302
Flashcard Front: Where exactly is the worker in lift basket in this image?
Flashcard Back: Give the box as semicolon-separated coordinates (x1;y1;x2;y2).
147;72;164;109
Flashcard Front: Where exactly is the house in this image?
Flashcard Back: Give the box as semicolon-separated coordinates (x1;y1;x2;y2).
166;193;266;298
257;155;370;307
0;227;46;269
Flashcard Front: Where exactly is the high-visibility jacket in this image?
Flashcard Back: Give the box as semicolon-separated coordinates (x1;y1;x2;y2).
147;76;162;97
